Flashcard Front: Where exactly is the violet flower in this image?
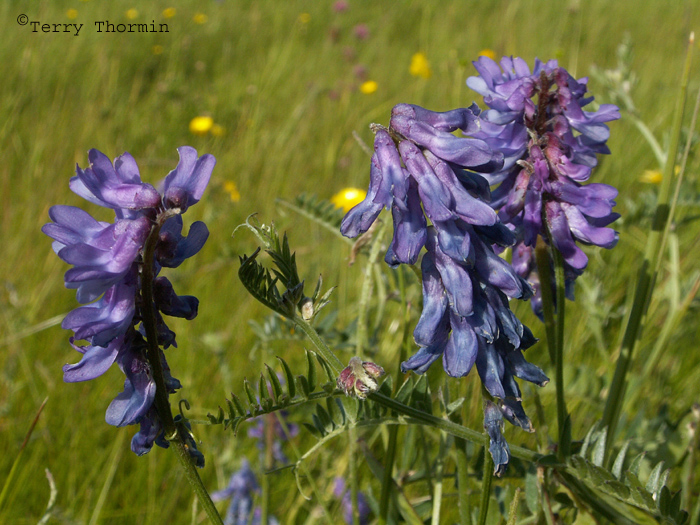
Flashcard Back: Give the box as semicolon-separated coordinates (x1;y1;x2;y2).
43;146;214;459
212;460;280;525
341;102;547;473
467;56;620;317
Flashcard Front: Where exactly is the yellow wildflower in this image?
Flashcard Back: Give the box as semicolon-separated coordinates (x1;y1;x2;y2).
224;181;241;202
189;116;214;136
126;9;138;20
331;188;367;213
67;9;78;19
152;45;164;55
298;13;311;24
162;8;176;18
193;13;208;24
478;48;497;60
640;170;662;184
359;80;378;94
409;52;432;79
641;165;680;184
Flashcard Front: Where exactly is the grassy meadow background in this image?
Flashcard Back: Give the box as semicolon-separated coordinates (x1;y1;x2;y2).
2;0;700;522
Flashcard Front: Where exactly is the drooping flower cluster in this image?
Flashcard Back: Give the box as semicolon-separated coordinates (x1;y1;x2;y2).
466;56;620;317
341;101;550;473
42;146;214;458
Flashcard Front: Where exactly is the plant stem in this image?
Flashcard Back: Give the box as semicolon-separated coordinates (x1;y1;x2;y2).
477;450;493;525
348;426;360;525
535;236;568;457
454;438;472;525
141;211;223;525
368;392;541;463
601;33;693;465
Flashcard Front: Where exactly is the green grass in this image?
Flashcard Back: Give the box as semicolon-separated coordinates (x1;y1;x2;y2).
1;0;699;523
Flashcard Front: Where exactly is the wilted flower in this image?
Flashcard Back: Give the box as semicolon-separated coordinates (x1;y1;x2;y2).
337;356;385;399
466;56;620;317
43;146;214;458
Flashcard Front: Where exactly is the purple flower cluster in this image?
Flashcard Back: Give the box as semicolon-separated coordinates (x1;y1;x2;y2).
341;101;550;473
212;460;280;525
42;147;214;457
467;56;620;317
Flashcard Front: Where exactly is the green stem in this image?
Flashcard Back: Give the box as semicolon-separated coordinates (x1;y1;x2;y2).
430;433;446;525
378;425;399;525
535;237;568;456
454;437;472;525
260;414;274;525
368;392;540;463
601;33;693;465
356;219;389;355
294;317;344;373
349;426;360;525
141;211;223;525
551;239;569;459
477;450;493;525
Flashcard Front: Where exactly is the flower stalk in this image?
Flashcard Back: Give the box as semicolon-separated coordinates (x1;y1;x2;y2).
141;214;223;525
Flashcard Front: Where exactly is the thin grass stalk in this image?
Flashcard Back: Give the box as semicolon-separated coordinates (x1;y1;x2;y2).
430;433;447;525
0;397;48;512
601;33;694;465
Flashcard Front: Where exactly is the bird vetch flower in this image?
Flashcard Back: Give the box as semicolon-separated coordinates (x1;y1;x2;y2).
43;146;215;460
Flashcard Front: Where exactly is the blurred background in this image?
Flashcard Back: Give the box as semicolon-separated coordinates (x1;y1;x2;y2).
2;0;699;522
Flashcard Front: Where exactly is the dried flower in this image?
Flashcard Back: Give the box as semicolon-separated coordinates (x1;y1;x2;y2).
337;356;385;399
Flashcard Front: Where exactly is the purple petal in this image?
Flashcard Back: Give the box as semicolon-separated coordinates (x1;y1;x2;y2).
384;179;427;267
62;336;123;382
443;312;478;377
545;201;588;270
561;202;618;248
62;281;136;345
391;115;503;171
162;146;216;212
413;252;450;346
398;140;455;222
340;154;386;238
